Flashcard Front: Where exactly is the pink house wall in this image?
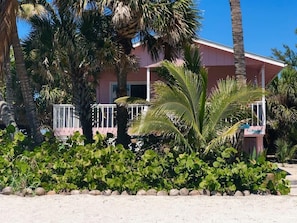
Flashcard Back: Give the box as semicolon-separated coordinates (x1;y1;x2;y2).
95;40;284;103
199;45;235;66
97;68;160;103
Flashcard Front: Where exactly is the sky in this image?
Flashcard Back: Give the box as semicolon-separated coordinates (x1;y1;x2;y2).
17;0;297;58
198;0;297;57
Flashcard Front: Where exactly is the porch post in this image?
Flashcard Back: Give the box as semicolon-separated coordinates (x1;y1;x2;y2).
261;65;266;126
146;67;150;102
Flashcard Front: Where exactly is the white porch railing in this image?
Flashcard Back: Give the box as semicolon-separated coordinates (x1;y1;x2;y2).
244;100;266;137
53;101;266;138
250;100;266;126
53;104;148;138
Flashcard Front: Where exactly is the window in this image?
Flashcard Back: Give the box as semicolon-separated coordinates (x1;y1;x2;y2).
110;83;147;103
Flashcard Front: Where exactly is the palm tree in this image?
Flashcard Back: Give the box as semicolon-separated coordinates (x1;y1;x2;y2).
131;46;263;154
272;29;297;69
64;0;200;147
23;1;118;142
229;0;246;85
0;0;44;143
266;68;297;154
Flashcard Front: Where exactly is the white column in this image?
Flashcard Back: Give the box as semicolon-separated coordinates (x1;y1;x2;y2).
261;65;266;126
146;67;151;102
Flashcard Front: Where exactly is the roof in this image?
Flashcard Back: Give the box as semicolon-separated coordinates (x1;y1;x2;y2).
194;39;285;68
132;38;286;85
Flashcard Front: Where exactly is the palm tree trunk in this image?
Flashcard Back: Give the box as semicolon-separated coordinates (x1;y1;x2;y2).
4;50;16;116
115;66;131;148
72;73;93;143
12;24;43;144
229;0;246;85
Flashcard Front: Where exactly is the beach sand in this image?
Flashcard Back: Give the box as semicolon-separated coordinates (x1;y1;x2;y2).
0;163;296;223
1;194;297;223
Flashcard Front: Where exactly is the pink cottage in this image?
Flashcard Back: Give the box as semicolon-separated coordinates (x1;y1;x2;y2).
53;39;285;153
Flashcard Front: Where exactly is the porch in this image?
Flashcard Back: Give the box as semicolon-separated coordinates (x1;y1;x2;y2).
53;102;266;152
53;104;147;140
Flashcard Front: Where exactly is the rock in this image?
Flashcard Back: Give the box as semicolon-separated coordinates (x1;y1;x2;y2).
35;187;46;196
210;191;222;196
146;189;157;196
276;191;282;196
89;190;101;196
103;189;112;196
22;188;34;197
111;190;120;195
179;188;189;196
2;187;13;195
243;190;251;196
199;189;210;196
157;190;168;196
15;191;25;197
70;190;81;195
59;191;71;195
169;189;179;196
136;189;147;196
234;190;244;196
227;191;235;196
47;190;56;195
81;189;89;194
189;190;201;196
210;191;216;196
121;190;130;196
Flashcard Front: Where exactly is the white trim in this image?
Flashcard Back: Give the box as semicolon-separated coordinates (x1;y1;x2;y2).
194;39;286;67
146;68;151;101
261;65;266;126
132;39;286;68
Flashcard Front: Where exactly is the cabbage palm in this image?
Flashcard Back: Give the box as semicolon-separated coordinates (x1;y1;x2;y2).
131;57;263;154
62;0;201;147
0;0;46;143
23;1;119;142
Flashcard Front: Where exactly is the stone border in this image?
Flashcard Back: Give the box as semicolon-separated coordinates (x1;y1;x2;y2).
1;186;284;197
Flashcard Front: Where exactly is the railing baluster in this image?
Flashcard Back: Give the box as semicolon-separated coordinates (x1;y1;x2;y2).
53;103;148;136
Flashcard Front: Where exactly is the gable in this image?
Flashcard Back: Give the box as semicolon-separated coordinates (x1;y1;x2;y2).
132;38;285;85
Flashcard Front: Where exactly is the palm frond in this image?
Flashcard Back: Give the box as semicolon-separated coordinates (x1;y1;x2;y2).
131;109;193;151
205;77;263;137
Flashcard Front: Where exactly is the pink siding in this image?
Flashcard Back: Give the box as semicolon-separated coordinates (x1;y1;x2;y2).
95;40;284;103
97;68;161;103
132;45;165;68
199;45;235;66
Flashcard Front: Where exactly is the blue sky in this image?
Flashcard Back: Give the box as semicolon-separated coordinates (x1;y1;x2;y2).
18;0;297;57
198;0;297;57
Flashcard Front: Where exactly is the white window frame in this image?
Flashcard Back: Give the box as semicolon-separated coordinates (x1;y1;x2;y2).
110;81;147;103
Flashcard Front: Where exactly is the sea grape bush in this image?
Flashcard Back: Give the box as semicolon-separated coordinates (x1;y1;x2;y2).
0;127;290;195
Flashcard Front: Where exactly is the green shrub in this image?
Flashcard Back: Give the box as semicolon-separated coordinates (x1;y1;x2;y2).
0;128;290;195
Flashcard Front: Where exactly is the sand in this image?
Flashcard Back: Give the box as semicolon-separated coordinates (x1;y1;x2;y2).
1;163;296;223
1;194;297;223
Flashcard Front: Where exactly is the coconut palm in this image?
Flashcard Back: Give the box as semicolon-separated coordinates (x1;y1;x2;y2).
229;0;246;85
61;0;201;147
131;46;263;154
0;0;47;143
